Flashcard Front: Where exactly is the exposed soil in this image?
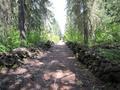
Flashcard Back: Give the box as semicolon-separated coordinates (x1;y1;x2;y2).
0;42;108;90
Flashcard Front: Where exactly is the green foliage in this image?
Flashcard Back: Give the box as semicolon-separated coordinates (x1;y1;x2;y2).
64;24;84;43
6;28;21;49
99;48;120;62
0;0;59;53
104;0;120;23
64;30;83;43
0;28;60;53
65;0;120;46
0;44;8;52
95;23;120;44
48;33;60;43
65;0;120;63
0;27;20;52
26;30;43;46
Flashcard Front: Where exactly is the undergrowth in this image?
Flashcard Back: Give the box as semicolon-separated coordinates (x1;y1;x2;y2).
0;27;60;52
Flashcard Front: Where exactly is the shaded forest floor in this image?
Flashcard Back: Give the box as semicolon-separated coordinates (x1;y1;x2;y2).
0;42;115;90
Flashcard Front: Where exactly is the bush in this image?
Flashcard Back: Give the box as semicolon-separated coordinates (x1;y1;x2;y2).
0;27;20;52
0;44;8;52
6;28;21;49
26;31;41;45
99;48;120;62
95;23;120;44
0;27;57;53
47;33;60;43
64;27;84;43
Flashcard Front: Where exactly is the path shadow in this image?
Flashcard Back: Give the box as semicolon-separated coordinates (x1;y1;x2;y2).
0;45;105;90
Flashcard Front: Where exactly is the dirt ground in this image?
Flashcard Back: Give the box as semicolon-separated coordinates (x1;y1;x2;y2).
0;42;107;90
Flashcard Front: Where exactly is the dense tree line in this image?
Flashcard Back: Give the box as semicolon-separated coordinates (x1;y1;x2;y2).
0;0;61;52
64;0;120;46
64;0;120;70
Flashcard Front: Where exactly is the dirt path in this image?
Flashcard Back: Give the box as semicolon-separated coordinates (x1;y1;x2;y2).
0;42;106;90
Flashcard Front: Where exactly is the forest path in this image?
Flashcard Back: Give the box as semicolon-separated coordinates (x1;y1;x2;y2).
0;41;105;90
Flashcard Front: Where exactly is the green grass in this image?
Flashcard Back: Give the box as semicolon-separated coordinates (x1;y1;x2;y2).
99;48;120;62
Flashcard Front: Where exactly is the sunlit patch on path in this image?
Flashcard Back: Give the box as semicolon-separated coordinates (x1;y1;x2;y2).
57;40;65;45
0;42;105;90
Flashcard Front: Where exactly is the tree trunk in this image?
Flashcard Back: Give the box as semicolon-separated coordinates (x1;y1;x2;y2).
83;1;89;46
18;0;26;40
83;16;89;46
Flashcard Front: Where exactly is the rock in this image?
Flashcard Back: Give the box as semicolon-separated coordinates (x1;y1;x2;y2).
13;47;32;58
0;48;31;68
0;53;16;67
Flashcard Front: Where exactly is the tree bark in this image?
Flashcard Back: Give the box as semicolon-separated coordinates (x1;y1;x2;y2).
18;0;26;39
83;1;89;46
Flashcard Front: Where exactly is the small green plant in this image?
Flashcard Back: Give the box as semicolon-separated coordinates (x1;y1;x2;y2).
64;27;83;44
6;28;21;49
26;30;48;45
0;44;8;52
47;33;60;43
95;23;120;44
0;27;21;52
99;48;120;62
